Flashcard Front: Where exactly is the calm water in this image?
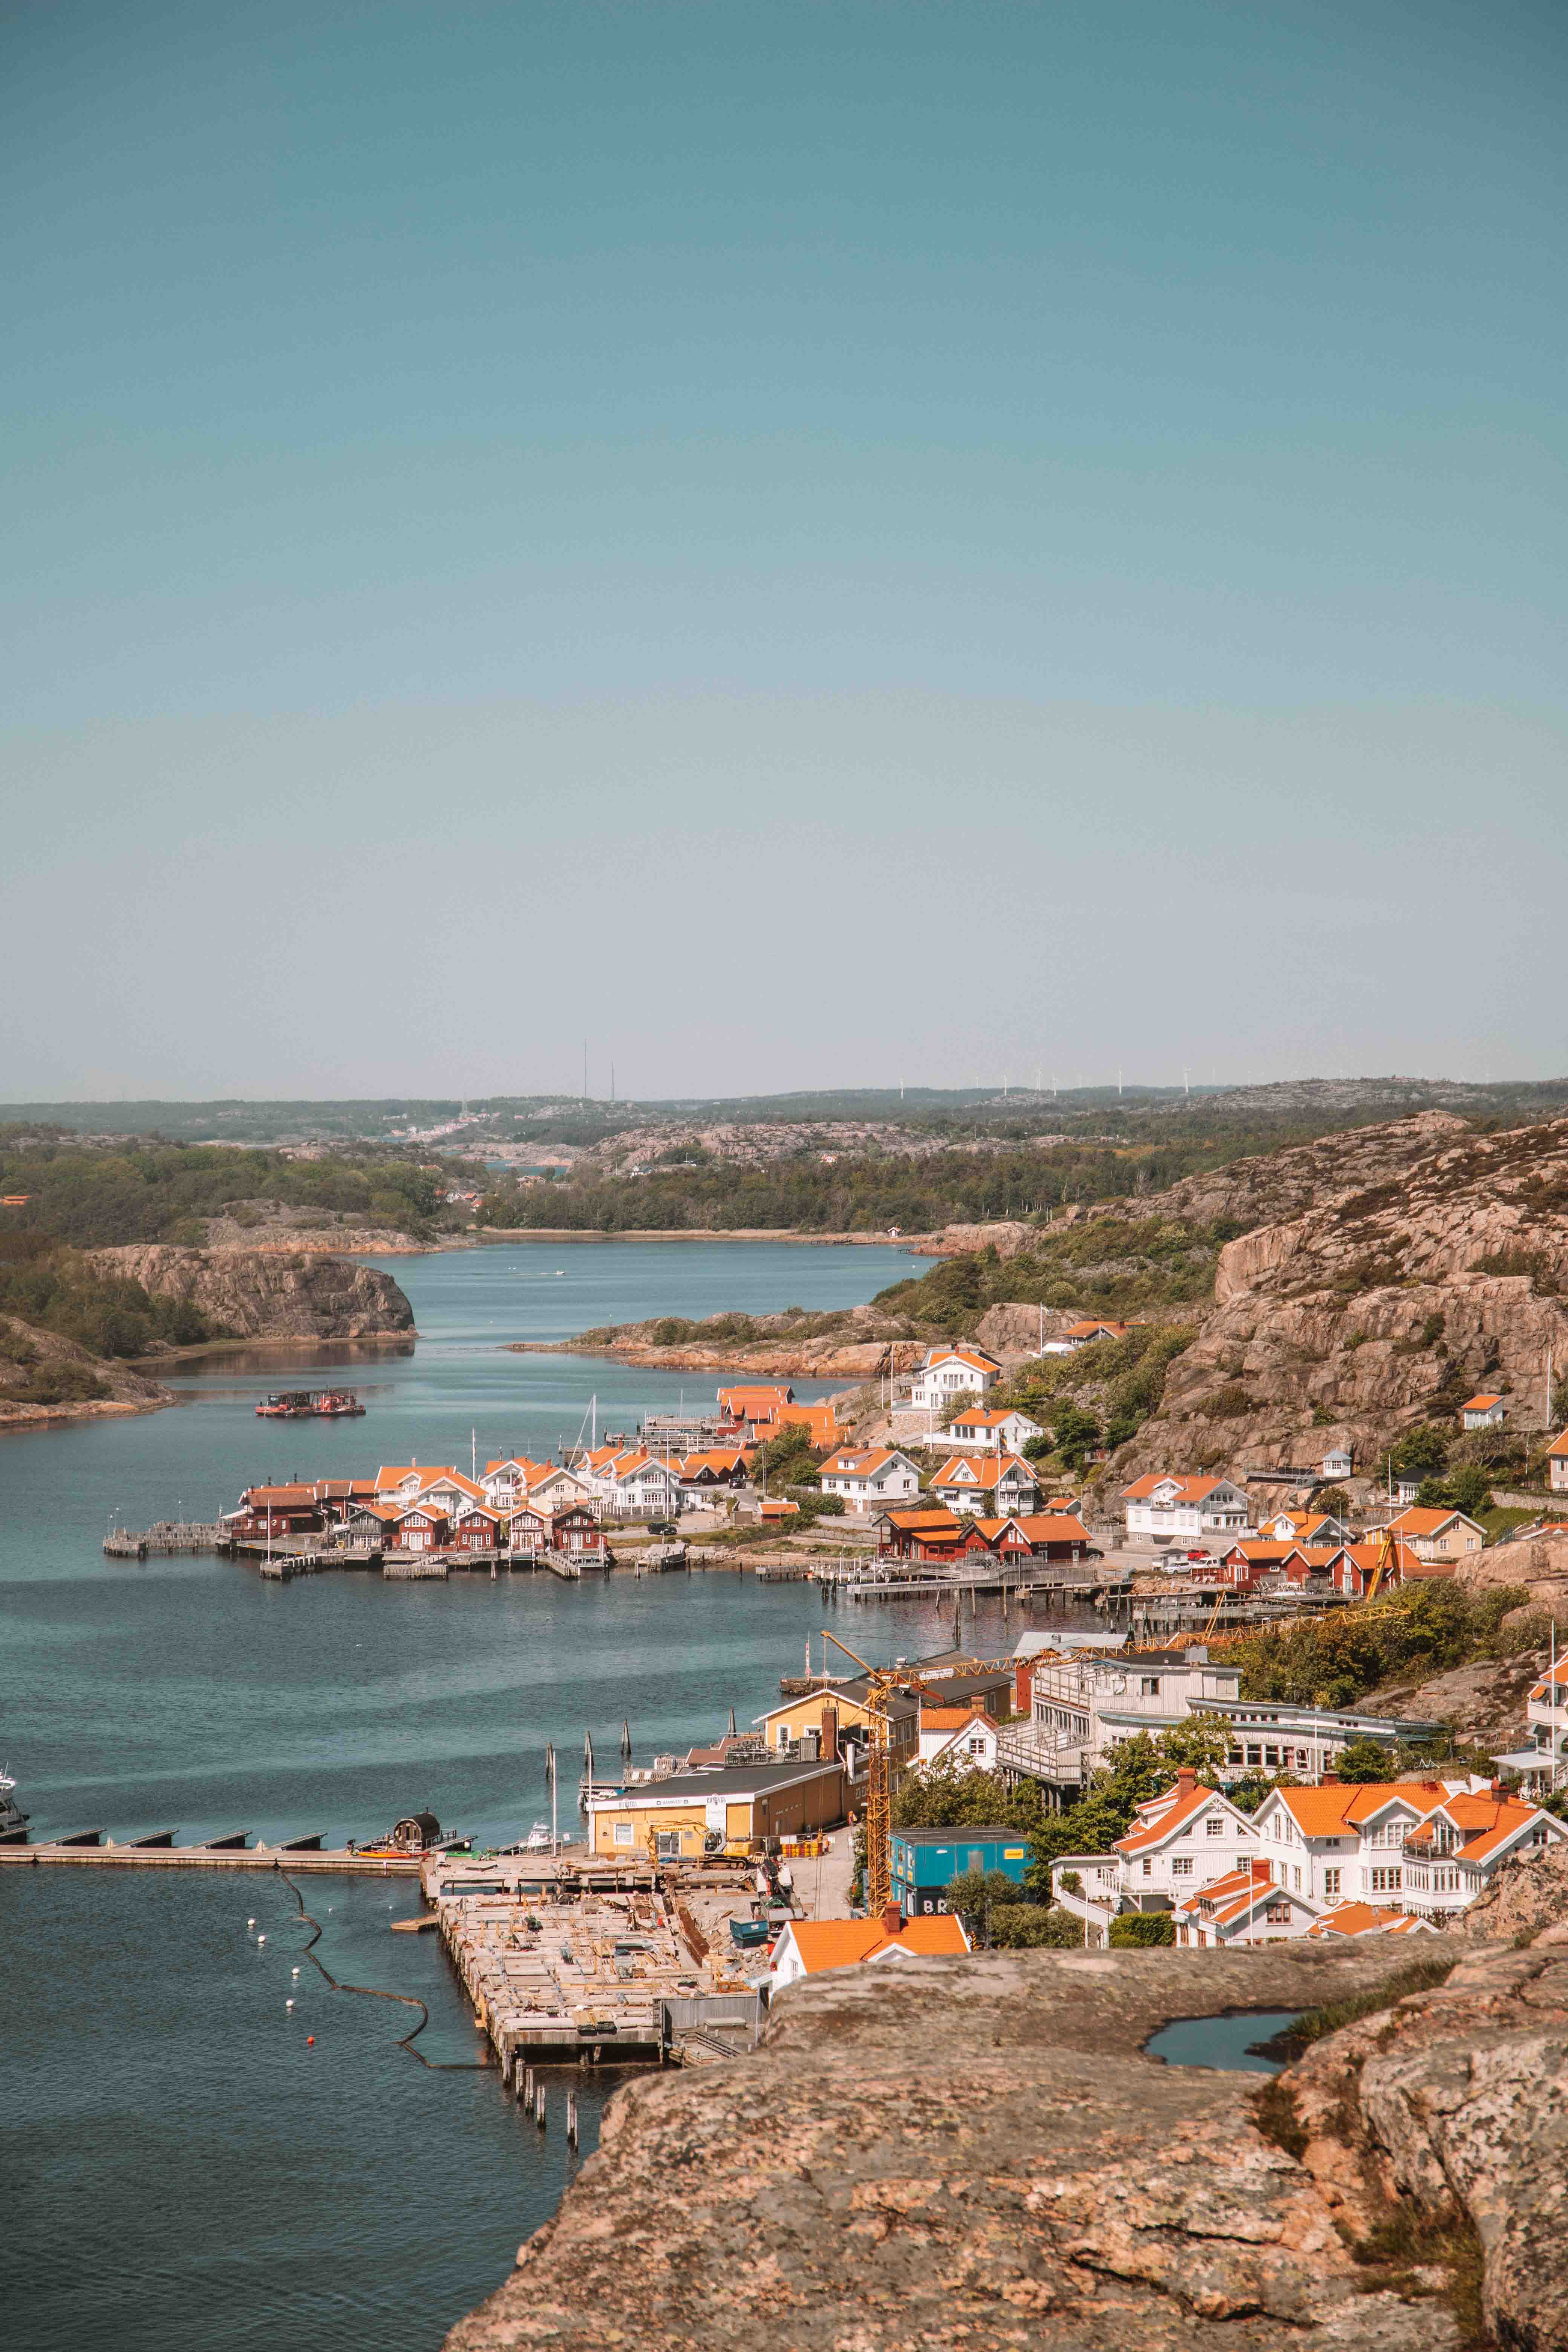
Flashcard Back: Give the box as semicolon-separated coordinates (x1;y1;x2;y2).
1144;2012;1302;2075
1;1239;1038;2352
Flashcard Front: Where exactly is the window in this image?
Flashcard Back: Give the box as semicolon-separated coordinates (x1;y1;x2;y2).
1207;1816;1225;1836
1142;1857;1152;1876
1172;1856;1193;1876
613;1822;634;1847
1323;1868;1341;1897
1370;1867;1402;1893
1140;1677;1161;1696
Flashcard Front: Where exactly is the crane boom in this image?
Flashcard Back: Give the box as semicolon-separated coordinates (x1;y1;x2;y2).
821;1628;896;1917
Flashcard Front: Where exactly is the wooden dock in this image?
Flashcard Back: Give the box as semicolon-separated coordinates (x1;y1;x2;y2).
0;1834;421;1875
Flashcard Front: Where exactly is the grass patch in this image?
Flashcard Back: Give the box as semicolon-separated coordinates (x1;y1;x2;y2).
1251;2075;1308;2160
1272;1951;1461;2057
1477;1505;1538;1544
1348;2200;1487;2347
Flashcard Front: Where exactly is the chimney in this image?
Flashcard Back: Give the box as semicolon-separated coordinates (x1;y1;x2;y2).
1176;1766;1195;1786
882;1901;903;1936
821;1705;839;1763
1321;1770;1338;1785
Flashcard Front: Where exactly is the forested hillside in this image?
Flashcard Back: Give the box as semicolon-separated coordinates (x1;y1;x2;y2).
0;1134;445;1248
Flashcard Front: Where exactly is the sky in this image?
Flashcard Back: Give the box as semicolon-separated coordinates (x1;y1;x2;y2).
2;0;1564;1102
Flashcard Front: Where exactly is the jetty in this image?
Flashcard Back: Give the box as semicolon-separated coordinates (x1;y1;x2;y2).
426;1851;771;2071
0;1832;422;1874
104;1521;231;1559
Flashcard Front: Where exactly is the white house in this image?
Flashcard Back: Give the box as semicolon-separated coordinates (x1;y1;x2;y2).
1317;1445;1354;1480
1037;1318;1132;1356
1249;1776;1563;1923
928;1453;1039;1517
1050;1770;1263;1925
817;1446;921;1513
916;1706;1002;1770
1121;1474;1251;1546
1028;1647;1243;1777
1517;1655;1567;1793
1549;1432;1568;1493
1173;1861;1322;1946
590;1448;684;1517
1461;1392;1506;1431
946;1405;1044;1454
907;1347;1001;1414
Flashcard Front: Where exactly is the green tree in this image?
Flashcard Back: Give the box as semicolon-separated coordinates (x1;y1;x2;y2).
893;1759;1044;1834
1333;1735;1396;1783
942;1867;1022;1947
1051;1401;1102;1470
1393;1424;1450;1478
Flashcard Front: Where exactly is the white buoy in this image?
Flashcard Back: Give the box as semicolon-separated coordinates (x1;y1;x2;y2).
292;1967;300;1979
257;1934;266;1945
286;1999;294;2009
247;1917;256;1928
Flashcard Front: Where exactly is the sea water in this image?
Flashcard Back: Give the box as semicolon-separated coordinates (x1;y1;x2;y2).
1;1239;1045;2350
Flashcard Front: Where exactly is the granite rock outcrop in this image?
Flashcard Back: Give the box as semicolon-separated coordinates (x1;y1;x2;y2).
86;1246;415;1340
445;1913;1568;2352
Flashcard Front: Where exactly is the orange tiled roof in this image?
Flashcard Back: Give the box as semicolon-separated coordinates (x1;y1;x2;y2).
1266;1779;1450;1837
1115;1776;1219;1854
1006;1513;1090;1543
1387;1506;1473;1537
783;1916;970;1972
1461;1393;1502;1411
1307;1902;1426;1939
1121;1473;1234;1502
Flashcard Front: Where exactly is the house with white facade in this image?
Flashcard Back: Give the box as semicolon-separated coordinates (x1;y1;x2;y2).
1026;1646;1242;1778
1514;1654;1568;1794
1121;1473;1251;1547
906;1346;1001;1414
1173;1860;1322;1946
1461;1392;1506;1431
1049;1770;1263;1931
1249;1776;1563;1924
1549;1432;1568;1493
1316;1444;1354;1480
588;1447;684;1517
946;1405;1044;1454
817;1446;921;1513
927;1453;1039;1518
1054;1767;1561;1943
916;1706;1002;1770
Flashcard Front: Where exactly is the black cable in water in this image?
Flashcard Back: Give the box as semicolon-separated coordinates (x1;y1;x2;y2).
277;1867;488;2072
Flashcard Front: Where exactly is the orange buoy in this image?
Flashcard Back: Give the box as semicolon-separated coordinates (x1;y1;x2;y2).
306;2035;315;2045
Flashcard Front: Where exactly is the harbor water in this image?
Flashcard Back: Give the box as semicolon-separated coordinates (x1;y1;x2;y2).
1;1238;1061;2351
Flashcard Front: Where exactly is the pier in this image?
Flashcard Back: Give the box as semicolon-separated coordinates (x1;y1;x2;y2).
0;1833;421;1874
427;1853;773;2071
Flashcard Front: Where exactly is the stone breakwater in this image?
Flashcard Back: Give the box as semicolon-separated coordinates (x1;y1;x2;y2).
445;1902;1568;2352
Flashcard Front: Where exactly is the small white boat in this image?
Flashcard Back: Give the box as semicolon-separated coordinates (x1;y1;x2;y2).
0;1766;28;1841
523;1820;554;1853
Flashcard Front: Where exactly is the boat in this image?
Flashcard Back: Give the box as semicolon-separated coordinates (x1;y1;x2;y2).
352;1810;468;1859
255;1390;314;1419
311;1390;365;1418
523;1820;554;1853
0;1766;29;1843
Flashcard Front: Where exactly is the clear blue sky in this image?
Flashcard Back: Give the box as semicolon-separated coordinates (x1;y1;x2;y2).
3;1;1564;1099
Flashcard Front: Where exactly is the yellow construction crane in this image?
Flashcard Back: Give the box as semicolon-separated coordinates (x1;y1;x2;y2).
820;1628;900;1917
1364;1524;1400;1604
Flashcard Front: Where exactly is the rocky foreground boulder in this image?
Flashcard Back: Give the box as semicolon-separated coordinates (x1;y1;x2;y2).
86;1245;415;1340
445;1904;1568;2352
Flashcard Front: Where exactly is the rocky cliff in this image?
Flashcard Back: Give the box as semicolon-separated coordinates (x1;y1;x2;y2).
0;1313;175;1427
446;1906;1568;2352
86;1246;416;1340
1105;1112;1568;1483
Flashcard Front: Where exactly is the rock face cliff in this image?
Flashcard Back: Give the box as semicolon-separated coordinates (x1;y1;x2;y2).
446;1910;1568;2352
0;1313;174;1427
86;1246;415;1340
1106;1112;1568;1482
